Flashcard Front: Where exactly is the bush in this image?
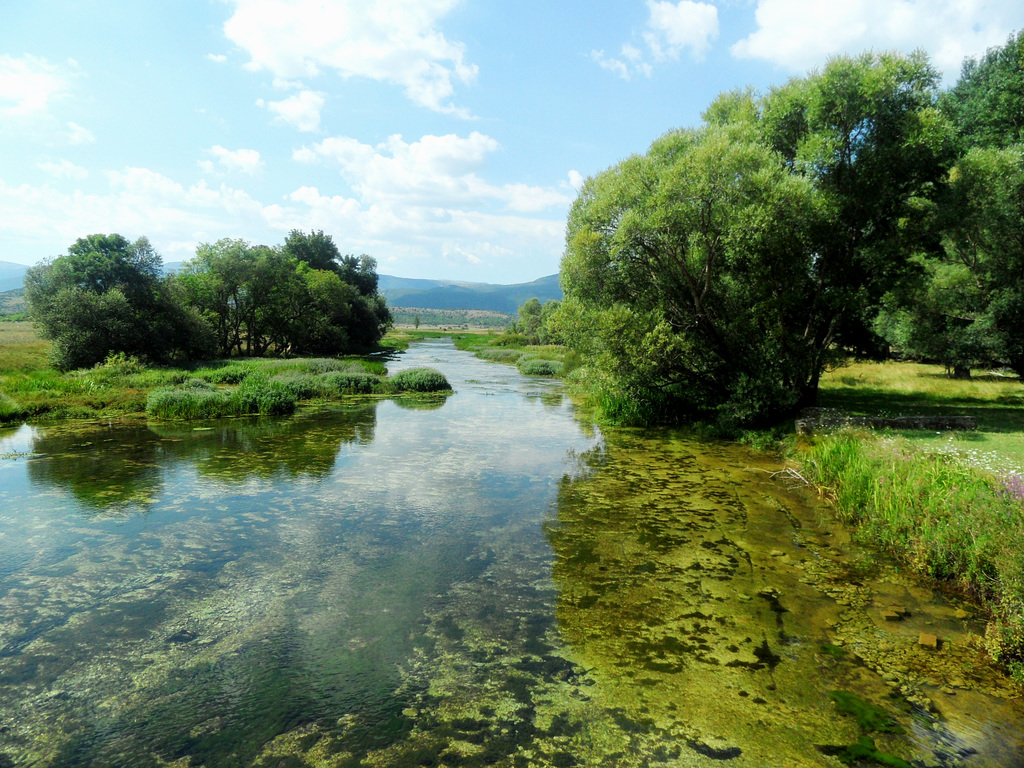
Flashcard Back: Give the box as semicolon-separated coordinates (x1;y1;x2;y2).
518;358;564;376
273;373;327;400
492;332;528;347
388;367;451;393
319;371;380;394
200;362;257;384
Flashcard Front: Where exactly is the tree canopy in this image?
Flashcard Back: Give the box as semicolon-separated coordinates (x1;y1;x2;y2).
558;52;957;426
26;230;391;370
25;234;213;370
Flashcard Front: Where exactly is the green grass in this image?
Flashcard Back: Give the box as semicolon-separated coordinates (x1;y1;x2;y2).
801;431;1024;678
819;360;1024;473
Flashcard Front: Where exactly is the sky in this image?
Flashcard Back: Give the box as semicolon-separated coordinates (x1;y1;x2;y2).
1;1;1022;284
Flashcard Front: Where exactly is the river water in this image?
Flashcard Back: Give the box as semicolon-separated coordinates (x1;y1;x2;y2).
0;339;1021;767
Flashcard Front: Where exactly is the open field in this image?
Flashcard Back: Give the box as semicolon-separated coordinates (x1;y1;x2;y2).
819;360;1024;474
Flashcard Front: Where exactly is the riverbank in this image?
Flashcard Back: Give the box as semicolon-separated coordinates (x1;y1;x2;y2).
792;362;1024;681
0;321;449;423
449;327;1024;681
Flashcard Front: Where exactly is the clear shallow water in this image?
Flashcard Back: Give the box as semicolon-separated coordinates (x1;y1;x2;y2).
0;339;1022;767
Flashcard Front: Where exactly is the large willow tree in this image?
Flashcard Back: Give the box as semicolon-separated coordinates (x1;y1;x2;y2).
559;52;953;426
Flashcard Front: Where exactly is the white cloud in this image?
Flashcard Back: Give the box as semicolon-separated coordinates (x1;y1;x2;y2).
643;0;719;61
207;53;228;63
295;131;571;213
223;0;478;115
593;1;718;79
37;159;88;180
258;89;325;132
66;121;94;145
200;145;265;175
732;0;1018;79
0;54;68;118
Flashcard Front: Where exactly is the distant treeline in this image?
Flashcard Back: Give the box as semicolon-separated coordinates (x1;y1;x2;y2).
24;230;391;371
552;37;1024;427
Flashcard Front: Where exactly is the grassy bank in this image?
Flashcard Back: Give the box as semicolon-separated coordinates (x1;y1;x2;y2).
452;330;578;378
799;361;1024;679
0;322;450;423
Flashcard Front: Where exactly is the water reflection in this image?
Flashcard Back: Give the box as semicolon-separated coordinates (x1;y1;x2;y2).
0;340;602;767
22;405;379;511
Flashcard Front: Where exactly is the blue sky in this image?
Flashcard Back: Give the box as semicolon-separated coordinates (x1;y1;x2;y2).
2;0;1022;283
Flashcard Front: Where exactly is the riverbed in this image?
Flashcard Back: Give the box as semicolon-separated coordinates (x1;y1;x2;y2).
0;339;1020;766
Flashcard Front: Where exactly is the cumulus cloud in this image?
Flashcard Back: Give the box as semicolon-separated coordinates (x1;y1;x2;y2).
37;159;88;180
223;0;477;115
257;89;325;132
66;121;95;145
593;0;718;79
732;0;1018;79
0;54;69;118
644;0;719;61
207;53;228;63
294;131;571;213
0;139;571;277
199;146;265;176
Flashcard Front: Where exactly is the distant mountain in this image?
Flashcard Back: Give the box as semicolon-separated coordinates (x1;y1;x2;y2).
0;261;29;293
379;274;562;314
0;261;563;315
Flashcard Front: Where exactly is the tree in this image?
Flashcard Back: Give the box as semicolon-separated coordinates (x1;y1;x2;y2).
282;229;342;273
942;30;1024;151
25;234;212;370
559;52;955;426
560;124;820;425
176;237;392;357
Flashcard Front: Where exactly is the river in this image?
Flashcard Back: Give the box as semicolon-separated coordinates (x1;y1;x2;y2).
0;338;1021;767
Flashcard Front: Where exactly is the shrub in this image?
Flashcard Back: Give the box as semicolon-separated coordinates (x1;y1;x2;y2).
303;358;363;375
388;367;451;393
273;373;327;400
518;358;564;376
319;371;380;394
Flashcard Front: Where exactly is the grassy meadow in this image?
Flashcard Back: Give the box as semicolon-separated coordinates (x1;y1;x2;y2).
0;321;450;423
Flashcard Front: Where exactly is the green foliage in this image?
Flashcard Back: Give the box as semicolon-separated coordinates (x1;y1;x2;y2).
319;370;380;394
388;368;451;393
493;332;528;347
559;52;955;427
517;358;563;376
476;348;524;362
942;30;1024;150
147;377;297;420
25;234;215;371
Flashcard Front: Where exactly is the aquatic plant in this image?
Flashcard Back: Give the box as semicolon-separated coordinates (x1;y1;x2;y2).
518;358;564;377
388;368;451;393
828;691;902;733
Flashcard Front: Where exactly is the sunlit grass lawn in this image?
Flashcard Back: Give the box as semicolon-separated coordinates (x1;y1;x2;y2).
819;360;1024;474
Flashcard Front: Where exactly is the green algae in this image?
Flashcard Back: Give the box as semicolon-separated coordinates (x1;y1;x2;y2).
828;691;903;733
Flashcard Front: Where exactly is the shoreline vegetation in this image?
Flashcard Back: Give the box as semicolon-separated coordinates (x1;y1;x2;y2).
0;321;450;424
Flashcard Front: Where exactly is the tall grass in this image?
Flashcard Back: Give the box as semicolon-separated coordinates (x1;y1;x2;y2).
802;431;1024;679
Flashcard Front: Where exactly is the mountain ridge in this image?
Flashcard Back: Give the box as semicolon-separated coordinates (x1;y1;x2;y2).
0;264;563;314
